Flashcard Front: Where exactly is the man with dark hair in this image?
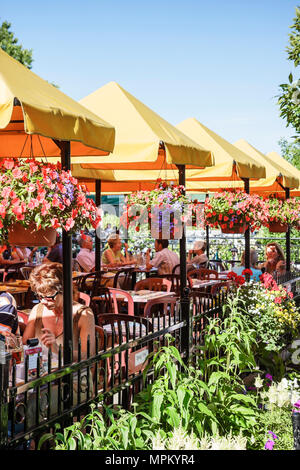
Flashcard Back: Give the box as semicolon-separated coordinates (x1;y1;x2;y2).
146;239;179;275
43;235;63;264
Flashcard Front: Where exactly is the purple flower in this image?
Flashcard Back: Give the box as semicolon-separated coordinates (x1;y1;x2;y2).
268;431;278;440
265;439;275;450
265;373;273;381
293;400;300;413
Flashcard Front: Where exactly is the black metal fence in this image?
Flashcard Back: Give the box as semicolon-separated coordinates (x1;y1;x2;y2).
0;297;188;450
1;273;300;450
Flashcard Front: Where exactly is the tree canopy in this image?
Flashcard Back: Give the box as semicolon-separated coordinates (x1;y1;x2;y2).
0;20;33;69
277;7;300;143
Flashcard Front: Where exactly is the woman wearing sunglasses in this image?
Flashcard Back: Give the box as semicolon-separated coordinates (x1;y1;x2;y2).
22;262;95;361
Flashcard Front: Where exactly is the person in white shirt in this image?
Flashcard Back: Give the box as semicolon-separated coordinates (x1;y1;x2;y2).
146;239;179;275
187;240;208;272
76;235;95;272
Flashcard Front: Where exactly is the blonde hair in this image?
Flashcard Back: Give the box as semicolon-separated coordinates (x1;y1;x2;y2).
29;262;79;300
107;234;120;249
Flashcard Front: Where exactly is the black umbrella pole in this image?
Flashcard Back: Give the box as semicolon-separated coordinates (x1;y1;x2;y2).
243;178;250;270
177;165;190;364
285;188;291;272
95;179;101;272
61;141;73;366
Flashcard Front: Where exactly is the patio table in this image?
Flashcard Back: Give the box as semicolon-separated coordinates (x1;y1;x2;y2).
0;281;30;308
116;290;176;316
191;279;229;292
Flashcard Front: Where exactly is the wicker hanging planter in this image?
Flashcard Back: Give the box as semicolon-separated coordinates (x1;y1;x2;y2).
8;223;57;247
221;224;248;234
268;221;288;233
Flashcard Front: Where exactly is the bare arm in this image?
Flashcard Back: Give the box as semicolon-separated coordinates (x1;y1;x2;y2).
76;308;95;360
22;307;38;345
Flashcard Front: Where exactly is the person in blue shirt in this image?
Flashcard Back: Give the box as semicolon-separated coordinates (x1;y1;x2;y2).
233;249;262;282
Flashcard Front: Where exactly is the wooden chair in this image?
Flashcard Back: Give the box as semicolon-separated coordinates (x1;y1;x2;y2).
20;266;34;280
156;274;181;296
113;267;135;290
143;296;178;318
187;268;219;289
188;268;219;280
172;264;180;275
97;314;153;387
134;277;172;292
91;286;113;320
77;270;106;297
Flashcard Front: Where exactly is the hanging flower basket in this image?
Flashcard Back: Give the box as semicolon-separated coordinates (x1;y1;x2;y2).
268;221;288;233
120;179;191;240
221;223;248;234
8;223;57;247
204;190;266;233
263;198;299;232
0;158;101;245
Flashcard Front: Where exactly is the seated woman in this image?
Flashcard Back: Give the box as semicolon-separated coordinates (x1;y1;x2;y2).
22;262;95;361
259;242;286;277
101;234;131;267
13;246;32;262
187;240;208;272
0;245;22;265
233;249;262;282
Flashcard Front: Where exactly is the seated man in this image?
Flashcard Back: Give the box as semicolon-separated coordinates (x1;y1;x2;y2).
76;235;95;272
187;240;208;272
43;235;63;264
146;239;179;275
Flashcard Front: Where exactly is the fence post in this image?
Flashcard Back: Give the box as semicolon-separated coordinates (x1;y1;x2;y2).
0;354;11;448
181;287;192;365
292;411;300;450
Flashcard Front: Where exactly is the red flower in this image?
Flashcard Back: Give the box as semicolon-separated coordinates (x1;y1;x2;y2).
236;275;245;285
227;271;238;280
242;268;253;276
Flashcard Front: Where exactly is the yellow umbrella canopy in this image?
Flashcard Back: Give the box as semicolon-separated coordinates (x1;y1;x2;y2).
77;81;214;170
234;139;299;192
175;117;266;181
266;151;300;196
72;112;266;190
0;48;115;157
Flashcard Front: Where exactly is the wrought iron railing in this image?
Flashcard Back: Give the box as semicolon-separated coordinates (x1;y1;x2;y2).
0;298;195;450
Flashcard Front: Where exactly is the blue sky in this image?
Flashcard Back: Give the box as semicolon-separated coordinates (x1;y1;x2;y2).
1;0;298;154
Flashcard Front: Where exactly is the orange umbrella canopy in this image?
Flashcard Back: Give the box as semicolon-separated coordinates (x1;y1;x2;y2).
0;48;115;158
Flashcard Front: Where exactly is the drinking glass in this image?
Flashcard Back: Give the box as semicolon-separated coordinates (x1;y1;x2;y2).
8;334;23;364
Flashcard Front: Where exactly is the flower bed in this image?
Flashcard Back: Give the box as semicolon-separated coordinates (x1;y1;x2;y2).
228;270;300;352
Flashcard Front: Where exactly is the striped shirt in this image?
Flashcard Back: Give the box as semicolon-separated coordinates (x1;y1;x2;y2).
0;293;18;334
150;248;180;275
